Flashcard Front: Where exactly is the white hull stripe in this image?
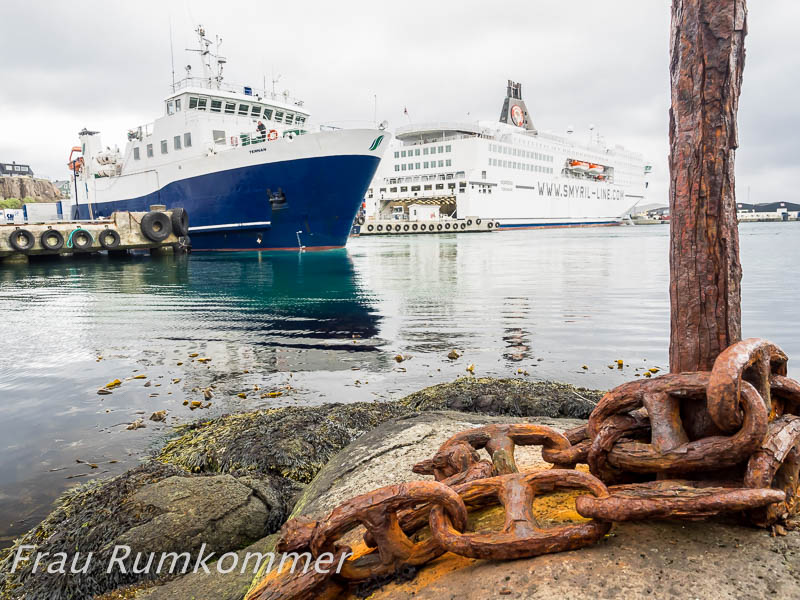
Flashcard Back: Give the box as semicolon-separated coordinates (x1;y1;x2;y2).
189;221;272;232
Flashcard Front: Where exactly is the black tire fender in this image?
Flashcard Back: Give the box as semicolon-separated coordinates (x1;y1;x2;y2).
437;224;443;231
170;208;189;237
9;228;35;252
141;211;172;242
71;229;94;251
487;221;494;229
476;218;482;225
40;229;64;251
99;229;121;250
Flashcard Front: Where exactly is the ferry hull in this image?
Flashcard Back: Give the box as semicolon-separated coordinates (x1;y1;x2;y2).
75;154;380;250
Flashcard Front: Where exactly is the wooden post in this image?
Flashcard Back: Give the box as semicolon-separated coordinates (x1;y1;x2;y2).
669;0;747;373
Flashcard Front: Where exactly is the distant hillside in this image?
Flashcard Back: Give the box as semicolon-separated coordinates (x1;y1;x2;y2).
0;176;62;209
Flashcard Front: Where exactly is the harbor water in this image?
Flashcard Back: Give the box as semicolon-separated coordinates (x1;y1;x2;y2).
1;222;798;547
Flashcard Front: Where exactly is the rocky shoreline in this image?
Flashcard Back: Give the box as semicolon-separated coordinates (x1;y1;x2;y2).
0;378;601;600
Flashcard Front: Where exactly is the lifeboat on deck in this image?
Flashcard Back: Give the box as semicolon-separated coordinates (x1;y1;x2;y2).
588;163;605;175
569;160;590;173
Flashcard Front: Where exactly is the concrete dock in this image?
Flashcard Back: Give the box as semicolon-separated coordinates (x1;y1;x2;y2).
356;216;498;236
0;208;189;262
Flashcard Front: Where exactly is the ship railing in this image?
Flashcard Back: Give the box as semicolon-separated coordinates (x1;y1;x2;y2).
171;77;306;107
235;128;308;147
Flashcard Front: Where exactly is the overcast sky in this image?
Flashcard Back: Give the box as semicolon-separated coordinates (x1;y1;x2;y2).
1;0;797;204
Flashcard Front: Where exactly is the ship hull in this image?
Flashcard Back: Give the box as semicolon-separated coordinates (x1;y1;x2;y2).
74;154;381;250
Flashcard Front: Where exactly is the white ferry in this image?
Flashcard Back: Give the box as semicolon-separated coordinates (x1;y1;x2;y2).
363;81;650;229
65;26;389;251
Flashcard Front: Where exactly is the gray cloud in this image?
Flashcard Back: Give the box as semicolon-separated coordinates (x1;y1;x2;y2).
0;0;797;204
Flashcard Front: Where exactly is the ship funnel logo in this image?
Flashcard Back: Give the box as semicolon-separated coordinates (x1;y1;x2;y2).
369;135;384;152
511;105;524;127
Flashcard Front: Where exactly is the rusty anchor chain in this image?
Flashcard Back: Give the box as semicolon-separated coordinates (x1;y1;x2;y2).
250;339;800;600
429;470;611;560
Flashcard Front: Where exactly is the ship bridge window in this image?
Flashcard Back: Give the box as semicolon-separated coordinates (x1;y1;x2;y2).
446;145;451;152
263;108;273;120
167;101;175;115
197;98;208;110
173;135;182;150
394;165;400;172
414;149;420;156
184;132;192;147
436;183;444;190
238;104;249;116
160;140;168;154
394;151;399;158
209;99;222;112
225;102;236;114
133;147;140;160
251;105;261;117
390;187;397;192
213;130;226;145
189;97;198;109
146;144;153;157
274;111;284;123
175;99;181;111
285;114;294;125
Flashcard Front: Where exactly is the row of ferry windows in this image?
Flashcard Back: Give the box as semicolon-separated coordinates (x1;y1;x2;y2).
489;158;553;174
395;160;452;172
133;133;193;160
394;145;451;159
490;143;552;162
185;97;306;126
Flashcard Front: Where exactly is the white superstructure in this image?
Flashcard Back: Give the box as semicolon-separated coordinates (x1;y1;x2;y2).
365;81;650;229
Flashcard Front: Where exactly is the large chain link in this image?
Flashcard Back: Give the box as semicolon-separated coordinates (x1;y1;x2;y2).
248;339;800;599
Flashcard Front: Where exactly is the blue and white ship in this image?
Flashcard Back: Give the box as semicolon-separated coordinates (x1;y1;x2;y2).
66;26;389;250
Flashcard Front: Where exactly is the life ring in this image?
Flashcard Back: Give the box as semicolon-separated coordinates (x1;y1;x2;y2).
476;218;482;225
487;222;494;229
99;229;121;250
69;229;94;251
40;229;64;252
268;130;278;141
412;224;418;231
141;211;173;242
367;224;374;232
170;208;189;237
9;228;35;252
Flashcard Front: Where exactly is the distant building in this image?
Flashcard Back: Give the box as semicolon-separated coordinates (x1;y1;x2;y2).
53;180;72;199
737;201;800;221
0;161;34;177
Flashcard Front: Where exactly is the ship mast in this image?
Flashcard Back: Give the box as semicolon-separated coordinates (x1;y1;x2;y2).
187;25;226;89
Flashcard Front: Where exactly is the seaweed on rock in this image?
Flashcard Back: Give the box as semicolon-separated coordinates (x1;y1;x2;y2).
400;377;602;419
157;402;413;483
0;462;187;600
